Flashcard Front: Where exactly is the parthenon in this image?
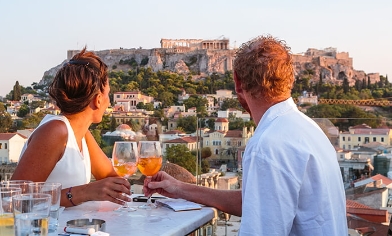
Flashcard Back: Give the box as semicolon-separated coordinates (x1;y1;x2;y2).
160;38;230;50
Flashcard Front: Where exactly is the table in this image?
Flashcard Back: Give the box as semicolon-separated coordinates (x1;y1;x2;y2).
57;197;217;236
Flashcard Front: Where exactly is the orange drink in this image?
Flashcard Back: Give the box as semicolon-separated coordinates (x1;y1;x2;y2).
0;213;14;236
114;162;137;177
137;156;162;176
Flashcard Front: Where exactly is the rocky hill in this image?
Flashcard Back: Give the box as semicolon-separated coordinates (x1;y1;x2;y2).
39;39;379;86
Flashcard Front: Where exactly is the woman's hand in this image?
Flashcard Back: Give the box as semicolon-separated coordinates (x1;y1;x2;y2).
82;177;131;205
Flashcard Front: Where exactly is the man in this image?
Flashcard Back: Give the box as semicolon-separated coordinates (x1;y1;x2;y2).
143;35;348;235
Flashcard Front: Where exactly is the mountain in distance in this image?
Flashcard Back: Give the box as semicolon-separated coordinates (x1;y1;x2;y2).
38;38;380;87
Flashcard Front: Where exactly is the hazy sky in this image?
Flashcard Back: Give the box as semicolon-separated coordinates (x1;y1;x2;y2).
1;0;391;97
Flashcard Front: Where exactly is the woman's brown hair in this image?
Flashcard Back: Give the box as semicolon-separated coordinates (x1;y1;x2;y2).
49;47;108;114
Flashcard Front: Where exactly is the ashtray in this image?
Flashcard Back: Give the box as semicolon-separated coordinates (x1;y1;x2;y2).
66;218;106;232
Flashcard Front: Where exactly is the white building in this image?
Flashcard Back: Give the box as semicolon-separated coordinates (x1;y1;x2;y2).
113;91;154;111
217;108;251;121
0;133;27;163
297;91;318;105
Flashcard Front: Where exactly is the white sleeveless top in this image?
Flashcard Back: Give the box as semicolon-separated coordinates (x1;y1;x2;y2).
20;114;91;189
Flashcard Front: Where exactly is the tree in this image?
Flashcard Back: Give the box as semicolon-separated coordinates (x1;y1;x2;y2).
343;78;350;94
201;147;212;159
220;98;242;111
165;145;196;174
206;118;215;131
95;114;112;131
222;146;239;169
17;104;29;117
177;116;197;133
91;129;102;147
110;116;117;131
12;81;22;101
0;102;12;132
21;111;48;129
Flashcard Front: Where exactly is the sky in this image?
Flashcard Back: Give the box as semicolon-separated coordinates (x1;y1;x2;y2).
1;0;391;97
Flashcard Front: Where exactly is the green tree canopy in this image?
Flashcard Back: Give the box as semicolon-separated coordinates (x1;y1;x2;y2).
177;116;197;133
17;104;30;118
165;145;196;174
0;102;12;132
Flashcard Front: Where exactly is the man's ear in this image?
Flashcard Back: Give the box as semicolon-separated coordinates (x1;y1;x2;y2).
234;71;243;94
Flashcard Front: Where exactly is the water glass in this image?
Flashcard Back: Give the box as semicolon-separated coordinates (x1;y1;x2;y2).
12;193;52;236
0;187;22;236
28;182;62;234
1;180;33;194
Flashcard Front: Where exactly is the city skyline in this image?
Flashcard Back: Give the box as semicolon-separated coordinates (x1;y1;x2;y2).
1;0;391;97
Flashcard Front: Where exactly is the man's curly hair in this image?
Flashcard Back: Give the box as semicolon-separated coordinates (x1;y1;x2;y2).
234;35;294;102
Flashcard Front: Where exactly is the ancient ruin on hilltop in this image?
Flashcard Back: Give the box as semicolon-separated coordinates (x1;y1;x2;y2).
40;38;379;86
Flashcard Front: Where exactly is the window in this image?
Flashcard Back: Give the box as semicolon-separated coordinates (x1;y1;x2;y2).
348;137;351;141
358;137;361;142
373;137;376;142
382;137;385;142
365;137;369;143
4;143;7;149
0;143;2;149
343;145;345;149
342;137;345;141
116;95;120;98
340;154;344;159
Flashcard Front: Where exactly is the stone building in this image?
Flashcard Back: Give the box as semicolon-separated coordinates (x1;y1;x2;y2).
160;38;230;50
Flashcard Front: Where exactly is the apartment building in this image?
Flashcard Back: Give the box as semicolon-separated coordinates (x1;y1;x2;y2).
113;91;154;111
339;124;392;150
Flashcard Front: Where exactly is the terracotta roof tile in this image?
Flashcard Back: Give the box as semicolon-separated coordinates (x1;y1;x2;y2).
371;174;392;186
346;199;372;209
164;136;197;144
0;133;26;140
225;130;242;138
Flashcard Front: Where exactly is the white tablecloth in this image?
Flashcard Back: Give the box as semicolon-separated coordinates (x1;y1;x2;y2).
57;198;217;236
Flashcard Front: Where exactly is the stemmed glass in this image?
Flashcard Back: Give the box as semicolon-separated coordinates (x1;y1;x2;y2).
137;141;163;210
112;141;139;212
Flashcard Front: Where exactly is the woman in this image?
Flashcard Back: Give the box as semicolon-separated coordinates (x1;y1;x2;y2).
12;47;131;207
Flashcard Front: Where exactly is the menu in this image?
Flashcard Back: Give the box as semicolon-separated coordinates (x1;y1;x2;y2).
155;198;202;212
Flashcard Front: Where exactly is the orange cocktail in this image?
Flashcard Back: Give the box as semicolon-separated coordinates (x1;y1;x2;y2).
137;156;162;176
114;162;137;178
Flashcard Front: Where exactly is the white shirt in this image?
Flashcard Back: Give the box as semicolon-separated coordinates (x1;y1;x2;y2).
20;114;91;189
240;98;347;236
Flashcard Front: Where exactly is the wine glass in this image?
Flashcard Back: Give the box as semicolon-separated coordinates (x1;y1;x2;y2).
112;141;139;212
137;141;162;209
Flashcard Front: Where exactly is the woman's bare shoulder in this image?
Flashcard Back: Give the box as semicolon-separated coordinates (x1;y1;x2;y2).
29;119;68;144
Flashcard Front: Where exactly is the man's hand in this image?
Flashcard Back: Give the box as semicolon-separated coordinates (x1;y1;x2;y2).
143;171;181;199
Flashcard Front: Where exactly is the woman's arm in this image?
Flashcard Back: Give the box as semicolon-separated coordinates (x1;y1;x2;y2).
85;131;118;180
11;120;67;181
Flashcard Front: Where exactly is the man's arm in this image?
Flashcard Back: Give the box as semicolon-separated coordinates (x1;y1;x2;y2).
144;171;242;216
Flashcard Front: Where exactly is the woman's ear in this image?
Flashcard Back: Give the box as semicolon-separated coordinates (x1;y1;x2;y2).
93;93;102;110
